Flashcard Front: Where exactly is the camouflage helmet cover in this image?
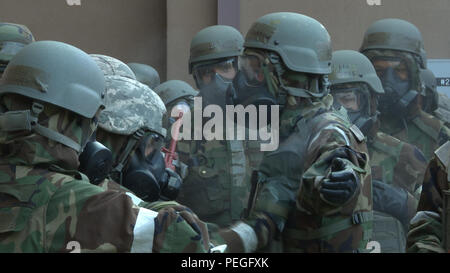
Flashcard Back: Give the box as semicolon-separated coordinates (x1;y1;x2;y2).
127;62;160;89
329;50;384;94
189;25;244;73
153;80;198;106
0;22;35;69
0;22;34;44
91;54;136;80
244;12;332;74
98;76;167;137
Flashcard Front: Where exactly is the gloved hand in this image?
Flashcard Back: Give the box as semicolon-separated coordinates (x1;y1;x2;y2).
159;167;182;201
155;205;211;252
320;158;360;206
372;179;410;228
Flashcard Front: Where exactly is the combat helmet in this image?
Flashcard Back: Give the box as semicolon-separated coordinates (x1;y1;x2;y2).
189;25;244;90
329;50;384;94
189;25;244;73
360;18;427;69
329;50;384;135
90;54;136;80
0;41;106;152
239;12;332;102
98;76;166;138
154;80;198;107
0;22;35;73
127;63;160;89
97;76;169;201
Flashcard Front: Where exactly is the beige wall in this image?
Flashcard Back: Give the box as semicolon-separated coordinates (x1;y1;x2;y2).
1;0;449;87
240;0;450;59
166;0;217;87
0;0;167;80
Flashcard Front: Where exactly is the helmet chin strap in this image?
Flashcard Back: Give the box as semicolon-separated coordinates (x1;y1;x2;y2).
0;102;82;153
110;128;145;184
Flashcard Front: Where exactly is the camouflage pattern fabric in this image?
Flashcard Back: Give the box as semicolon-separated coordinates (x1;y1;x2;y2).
368;131;427;198
406;141;450;253
176;138;251;227
0;94;209;253
98;76;166;137
0;166;209;253
363;50;450;161
380;107;450;161
368;130;427;253
212;95;373;253
90;54;136;80
0;23;35;69
96;121;210;244
174;96;253;227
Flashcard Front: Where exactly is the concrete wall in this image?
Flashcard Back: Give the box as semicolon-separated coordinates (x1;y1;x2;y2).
0;0;167;80
1;0;449;87
239;0;450;59
166;0;217;87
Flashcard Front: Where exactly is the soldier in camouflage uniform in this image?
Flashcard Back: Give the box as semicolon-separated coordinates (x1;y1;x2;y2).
0;22;34;77
360;18;450;161
420;69;450;127
89;56;213;251
172;25;253;228
407;141;449;253
153;80;198;137
128;63;160;89
89;56;187;205
329;50;427;252
210;12;373;253
0;41;209;253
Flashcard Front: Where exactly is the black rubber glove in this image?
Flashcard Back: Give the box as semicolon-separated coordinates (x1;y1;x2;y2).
372;179;410;228
160;168;183;201
320;158;360;206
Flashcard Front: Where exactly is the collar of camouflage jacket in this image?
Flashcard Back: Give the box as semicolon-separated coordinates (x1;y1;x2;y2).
0;94;96;170
279;94;333;138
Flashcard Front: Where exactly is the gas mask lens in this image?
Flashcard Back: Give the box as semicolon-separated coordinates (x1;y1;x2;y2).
193;58;237;88
333;89;362;112
372;57;409;81
239;53;266;86
144;132;164;158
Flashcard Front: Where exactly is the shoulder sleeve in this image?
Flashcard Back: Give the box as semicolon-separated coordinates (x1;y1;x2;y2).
299;121;371;216
45;178;208;253
394;142;428;195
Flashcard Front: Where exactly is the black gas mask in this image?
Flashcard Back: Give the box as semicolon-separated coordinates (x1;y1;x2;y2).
332;84;378;136
199;74;233;110
193;58;238;90
227;51;278;127
121;133;182;202
79;132;113;185
373;57;418;117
